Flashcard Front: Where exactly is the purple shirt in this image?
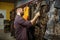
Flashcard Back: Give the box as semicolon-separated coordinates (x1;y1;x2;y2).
14;15;32;40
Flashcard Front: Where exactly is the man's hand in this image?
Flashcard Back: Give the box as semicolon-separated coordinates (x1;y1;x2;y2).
35;12;40;17
30;12;40;25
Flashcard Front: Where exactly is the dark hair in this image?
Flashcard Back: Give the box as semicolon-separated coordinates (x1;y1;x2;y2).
16;7;22;10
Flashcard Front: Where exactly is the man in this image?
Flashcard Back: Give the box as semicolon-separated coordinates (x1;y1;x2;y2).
14;7;40;40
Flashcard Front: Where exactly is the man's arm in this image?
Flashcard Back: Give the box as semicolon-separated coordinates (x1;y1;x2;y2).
30;12;40;25
17;12;40;28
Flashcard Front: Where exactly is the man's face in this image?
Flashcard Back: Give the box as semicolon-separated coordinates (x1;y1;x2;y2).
17;8;24;15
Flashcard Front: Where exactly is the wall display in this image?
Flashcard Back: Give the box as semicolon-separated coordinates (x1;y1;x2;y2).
0;9;6;29
0;9;6;19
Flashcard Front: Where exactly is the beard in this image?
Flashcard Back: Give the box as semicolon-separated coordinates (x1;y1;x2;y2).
20;13;24;16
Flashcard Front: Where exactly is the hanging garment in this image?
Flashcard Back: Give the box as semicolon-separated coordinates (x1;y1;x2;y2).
44;1;60;40
44;1;56;39
54;0;60;9
23;6;29;20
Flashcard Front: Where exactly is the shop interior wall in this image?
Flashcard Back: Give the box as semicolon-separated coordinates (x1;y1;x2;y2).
0;2;14;20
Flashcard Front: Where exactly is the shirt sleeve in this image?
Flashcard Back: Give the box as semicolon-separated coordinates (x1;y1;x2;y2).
17;17;32;28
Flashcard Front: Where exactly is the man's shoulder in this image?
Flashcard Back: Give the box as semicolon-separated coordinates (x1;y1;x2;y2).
14;15;25;23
